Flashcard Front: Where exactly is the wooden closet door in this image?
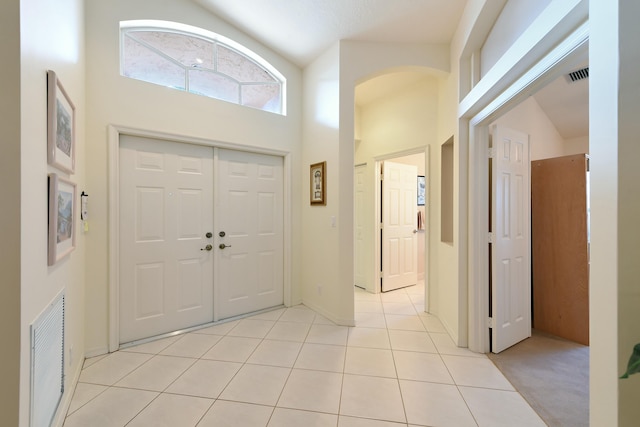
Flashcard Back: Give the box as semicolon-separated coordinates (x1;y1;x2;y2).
531;154;589;345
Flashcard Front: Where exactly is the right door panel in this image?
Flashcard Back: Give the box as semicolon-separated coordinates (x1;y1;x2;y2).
215;148;284;320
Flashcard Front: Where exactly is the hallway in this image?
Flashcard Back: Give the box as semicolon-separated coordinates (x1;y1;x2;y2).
63;285;545;426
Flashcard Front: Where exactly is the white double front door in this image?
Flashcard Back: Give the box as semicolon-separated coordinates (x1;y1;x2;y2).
119;135;283;343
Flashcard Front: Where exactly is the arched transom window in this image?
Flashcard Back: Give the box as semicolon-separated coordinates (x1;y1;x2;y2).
120;20;285;114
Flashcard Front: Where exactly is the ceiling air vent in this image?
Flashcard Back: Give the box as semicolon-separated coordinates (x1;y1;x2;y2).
567;67;589;83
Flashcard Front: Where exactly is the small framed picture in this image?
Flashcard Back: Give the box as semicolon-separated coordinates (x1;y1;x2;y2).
47;70;76;174
310;161;326;205
417;175;426;206
48;174;76;265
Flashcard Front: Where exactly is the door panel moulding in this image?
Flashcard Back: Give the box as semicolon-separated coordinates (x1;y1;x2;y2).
463;23;589;353
107;125;292;352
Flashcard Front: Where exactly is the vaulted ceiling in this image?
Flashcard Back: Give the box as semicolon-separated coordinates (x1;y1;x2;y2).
195;1;588;138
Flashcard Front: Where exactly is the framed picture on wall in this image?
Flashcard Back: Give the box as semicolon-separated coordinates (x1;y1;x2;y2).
48;173;76;265
417;175;426;206
47;70;76;174
310;161;326;205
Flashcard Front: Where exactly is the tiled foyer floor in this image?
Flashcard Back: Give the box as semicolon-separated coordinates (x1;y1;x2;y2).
63;285;546;427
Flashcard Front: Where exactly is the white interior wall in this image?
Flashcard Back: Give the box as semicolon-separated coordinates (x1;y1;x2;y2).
480;0;553;77
0;0;22;425
84;0;303;355
19;0;87;425
300;43;345;322
355;79;436;293
490;96;565;160
564;135;589;156
590;0;640;424
303;40;450;327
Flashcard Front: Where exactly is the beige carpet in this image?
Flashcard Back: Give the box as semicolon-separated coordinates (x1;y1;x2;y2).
488;330;589;427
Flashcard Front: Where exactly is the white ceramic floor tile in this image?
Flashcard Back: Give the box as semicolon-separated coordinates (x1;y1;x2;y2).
294;343;346;372
384;314;426;331
344;347;396;378
353;289;381;302
191;320;239;335
266;321;311;342
247;339;303;367
392;351;454;384
313;313;336;325
201;335;261;362
347;327;391;349
219;364;291;406
429;332;486;357
63;387;157;427
442;355;514;390
419;314;447;333
127;393;213;427
306;324;349;346
249;307;286;321
388;330;436;353
165;359;242;398
279;306;316;323
354;301;384;314
66;383;108;415
399;380;477;427
227;319;276;338
82;354;107;369
380;291;412;303
79;352;152;386
268;408;338;427
121;336;182;355
115;355;195;391
197;400;273;427
159;333;222;358
382;302;416;315
460;386;547;427
338;416;408;427
278;369;342;413
355;312;387;329
340;374;406;423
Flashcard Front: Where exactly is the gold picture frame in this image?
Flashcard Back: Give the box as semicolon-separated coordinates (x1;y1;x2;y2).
310;161;326;205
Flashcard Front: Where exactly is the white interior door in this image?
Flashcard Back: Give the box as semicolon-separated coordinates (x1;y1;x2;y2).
119;135;214;343
215;148;284;320
491;125;531;353
354;164;368;290
381;161;418;292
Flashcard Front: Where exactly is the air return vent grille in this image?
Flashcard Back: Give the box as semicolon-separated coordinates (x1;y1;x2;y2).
567;67;589;82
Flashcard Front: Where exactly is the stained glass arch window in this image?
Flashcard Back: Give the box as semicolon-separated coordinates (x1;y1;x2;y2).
120;20;286;115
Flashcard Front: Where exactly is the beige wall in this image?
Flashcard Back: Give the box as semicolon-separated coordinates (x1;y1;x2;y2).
84;0;303;355
0;1;21;425
17;0;87;425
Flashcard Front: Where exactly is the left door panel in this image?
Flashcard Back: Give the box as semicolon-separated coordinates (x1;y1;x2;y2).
119;135;214;344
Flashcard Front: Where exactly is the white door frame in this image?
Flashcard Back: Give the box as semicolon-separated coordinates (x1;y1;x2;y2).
373;147;430;310
107;125;292;352
464;24;589;353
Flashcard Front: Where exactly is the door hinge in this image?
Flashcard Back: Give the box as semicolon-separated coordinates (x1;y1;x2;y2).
380;174;384;181
488;147;495;158
488;317;495;329
380;223;384;230
488;232;494;243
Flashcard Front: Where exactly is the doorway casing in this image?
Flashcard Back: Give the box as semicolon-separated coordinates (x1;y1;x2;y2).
464;22;589;353
107;124;293;352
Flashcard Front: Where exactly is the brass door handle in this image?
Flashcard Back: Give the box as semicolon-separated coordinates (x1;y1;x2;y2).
200;244;213;251
219;243;232;249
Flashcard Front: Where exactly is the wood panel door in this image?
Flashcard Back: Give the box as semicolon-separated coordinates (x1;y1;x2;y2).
531;154;589;345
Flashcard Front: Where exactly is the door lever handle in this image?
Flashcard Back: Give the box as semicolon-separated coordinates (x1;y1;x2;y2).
200;244;213;251
219;244;232;249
